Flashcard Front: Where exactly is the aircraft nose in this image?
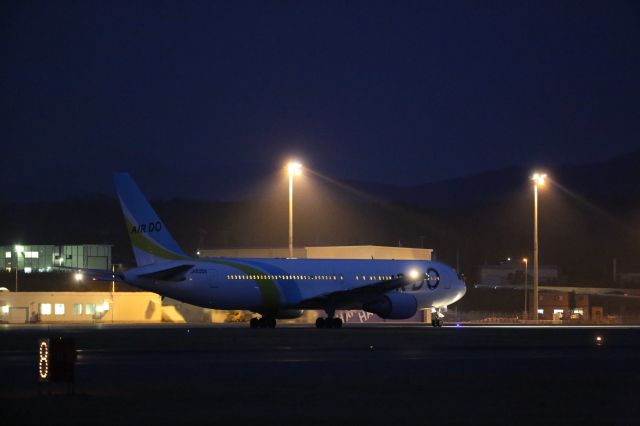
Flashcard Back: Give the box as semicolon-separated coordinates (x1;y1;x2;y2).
459;279;467;297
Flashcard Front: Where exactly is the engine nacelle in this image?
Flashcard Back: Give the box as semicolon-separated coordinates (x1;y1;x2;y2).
273;309;305;319
363;293;418;320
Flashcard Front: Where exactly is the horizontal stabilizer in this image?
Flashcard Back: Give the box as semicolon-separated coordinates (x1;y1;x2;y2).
138;264;194;282
53;266;125;282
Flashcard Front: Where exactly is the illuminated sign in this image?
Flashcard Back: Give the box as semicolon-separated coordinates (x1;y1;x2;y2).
37;337;77;384
38;338;50;382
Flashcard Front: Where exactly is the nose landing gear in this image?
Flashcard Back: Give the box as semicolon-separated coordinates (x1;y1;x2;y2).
431;308;445;327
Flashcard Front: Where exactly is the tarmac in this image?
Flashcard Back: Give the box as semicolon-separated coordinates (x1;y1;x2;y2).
2;323;640;425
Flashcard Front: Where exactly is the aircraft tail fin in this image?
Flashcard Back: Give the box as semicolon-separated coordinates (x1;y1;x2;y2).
113;173;188;266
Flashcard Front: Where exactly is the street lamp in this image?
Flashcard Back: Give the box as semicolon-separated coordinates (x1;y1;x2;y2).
14;245;24;292
531;172;546;321
287;161;302;258
522;258;528;320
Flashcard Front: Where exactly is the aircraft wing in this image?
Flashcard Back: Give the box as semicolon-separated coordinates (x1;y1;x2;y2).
296;275;412;309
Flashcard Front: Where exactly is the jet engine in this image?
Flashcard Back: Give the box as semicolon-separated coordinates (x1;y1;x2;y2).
363;293;418;319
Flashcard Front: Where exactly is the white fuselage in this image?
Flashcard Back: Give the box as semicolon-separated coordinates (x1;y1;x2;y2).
124;258;466;314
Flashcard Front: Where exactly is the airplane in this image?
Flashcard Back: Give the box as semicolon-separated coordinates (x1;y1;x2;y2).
82;173;467;329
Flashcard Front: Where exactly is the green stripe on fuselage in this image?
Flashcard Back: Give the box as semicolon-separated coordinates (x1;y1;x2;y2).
125;219;281;311
204;259;281;313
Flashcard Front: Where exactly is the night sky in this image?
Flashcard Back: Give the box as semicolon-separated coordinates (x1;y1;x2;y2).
2;1;640;201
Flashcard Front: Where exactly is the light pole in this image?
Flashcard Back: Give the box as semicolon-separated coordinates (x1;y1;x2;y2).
531;173;546;321
522;258;528;320
287;161;302;258
14;245;24;292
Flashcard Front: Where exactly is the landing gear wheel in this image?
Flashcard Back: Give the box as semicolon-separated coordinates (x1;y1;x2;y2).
254;317;277;328
332;318;343;329
250;318;259;329
316;318;325;329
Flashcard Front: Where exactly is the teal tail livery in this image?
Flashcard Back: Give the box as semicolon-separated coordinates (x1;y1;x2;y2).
88;172;466;329
113;173;188;266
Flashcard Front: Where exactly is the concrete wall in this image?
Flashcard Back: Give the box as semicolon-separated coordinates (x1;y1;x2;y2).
200;247;306;259
0;292;161;323
305;245;432;260
199;245;432;261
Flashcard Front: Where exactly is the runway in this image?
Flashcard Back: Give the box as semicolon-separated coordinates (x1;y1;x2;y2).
2;324;639;425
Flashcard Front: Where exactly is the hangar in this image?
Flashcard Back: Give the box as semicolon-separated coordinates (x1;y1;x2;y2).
2;244;112;274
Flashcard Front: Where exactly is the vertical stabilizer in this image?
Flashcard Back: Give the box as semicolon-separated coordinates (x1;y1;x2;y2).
113;173;188;266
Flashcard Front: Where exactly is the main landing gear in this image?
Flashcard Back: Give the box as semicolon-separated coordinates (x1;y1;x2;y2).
316;307;343;329
315;317;343;329
250;317;276;329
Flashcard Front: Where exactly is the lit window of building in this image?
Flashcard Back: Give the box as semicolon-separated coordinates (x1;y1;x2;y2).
54;304;65;315
40;304;52;315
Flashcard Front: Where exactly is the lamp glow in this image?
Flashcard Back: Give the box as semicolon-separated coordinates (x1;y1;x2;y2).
287;162;302;176
74;272;83;282
531;173;547;186
14;245;24;254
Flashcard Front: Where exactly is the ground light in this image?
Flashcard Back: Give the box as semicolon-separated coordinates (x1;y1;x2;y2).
531;172;547;321
286;161;302;258
523;258;528;320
